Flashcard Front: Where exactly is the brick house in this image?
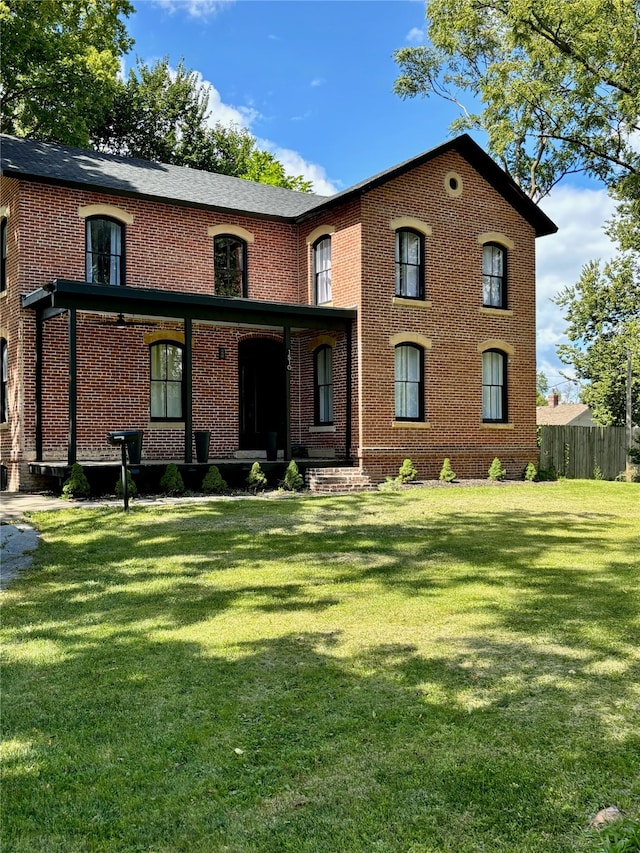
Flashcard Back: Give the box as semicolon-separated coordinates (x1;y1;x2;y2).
0;133;556;492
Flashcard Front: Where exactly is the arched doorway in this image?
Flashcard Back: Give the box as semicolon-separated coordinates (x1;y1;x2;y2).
238;338;286;451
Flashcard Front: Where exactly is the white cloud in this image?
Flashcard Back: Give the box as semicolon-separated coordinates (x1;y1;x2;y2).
310;78;326;88
153;0;235;19
200;77;260;128
258;140;340;196
405;26;424;43
535;184;616;377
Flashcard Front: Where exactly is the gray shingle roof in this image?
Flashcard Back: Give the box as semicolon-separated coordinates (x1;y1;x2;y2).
0;135;328;220
0;133;557;236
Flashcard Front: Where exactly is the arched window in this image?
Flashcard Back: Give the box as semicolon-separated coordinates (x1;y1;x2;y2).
314;345;333;425
214;235;247;297
1;338;7;423
313;236;332;304
395;343;424;421
395;228;424;299
482;349;508;422
482;243;506;308
150;341;184;420
86;217;123;285
1;219;7;292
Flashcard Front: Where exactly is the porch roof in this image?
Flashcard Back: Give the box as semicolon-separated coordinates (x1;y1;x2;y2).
21;279;357;331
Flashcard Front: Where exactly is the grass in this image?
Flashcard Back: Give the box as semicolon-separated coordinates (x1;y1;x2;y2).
2;480;639;852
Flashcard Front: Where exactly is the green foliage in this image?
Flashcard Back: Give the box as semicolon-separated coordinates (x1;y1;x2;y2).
246;461;268;492
488;457;506;481
61;462;91;499
629;434;640;465
281;460;304;492
523;462;537;482
0;0;133;145
536;371;550;407
115;470;137;498
398;458;418;484
159;463;185;496
201;465;228;494
91;57;312;191
555;250;640;427
591;818;640;853
439;458;456;482
378;476;402;492
393;0;640;202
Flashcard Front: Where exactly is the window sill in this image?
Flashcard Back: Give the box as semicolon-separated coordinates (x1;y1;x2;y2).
309;425;336;433
148;421;185;430
392;420;430;429
479;307;513;318
480;422;514;430
316;300;333;307
393;297;432;310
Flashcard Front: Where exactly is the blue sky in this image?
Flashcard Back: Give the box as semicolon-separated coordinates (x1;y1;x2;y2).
128;0;615;398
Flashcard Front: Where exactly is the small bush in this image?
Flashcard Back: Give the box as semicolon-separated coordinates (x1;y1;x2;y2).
536;464;557;482
160;463;185;496
61;463;90;499
523;462;537;482
439;458;456;482
591;817;640;853
202;465;228;494
593;463;604;481
282;459;304;491
115;470;138;498
247;461;268;492
378;476;402;492
398;458;418;484
488;457;506;481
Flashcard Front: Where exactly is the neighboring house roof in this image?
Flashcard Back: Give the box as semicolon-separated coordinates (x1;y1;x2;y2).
0;133;557;236
536;403;596;426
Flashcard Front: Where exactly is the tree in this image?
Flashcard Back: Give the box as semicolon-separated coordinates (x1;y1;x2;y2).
536;371;549;406
0;0;133;146
555;220;640;426
92;57;312;190
394;0;640;201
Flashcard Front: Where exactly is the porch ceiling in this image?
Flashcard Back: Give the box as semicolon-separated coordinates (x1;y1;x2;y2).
21;279;357;332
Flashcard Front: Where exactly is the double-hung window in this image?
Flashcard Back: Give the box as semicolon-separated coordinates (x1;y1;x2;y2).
482;243;506;308
314;345;333;425
395;229;424;300
214;235;247;297
1;339;7;423
482;349;508;422
86;217;123;285
313;236;332;304
1;219;7;292
395;344;424;421
150;342;184;420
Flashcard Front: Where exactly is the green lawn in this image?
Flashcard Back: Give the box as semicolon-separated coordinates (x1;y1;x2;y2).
2;481;639;853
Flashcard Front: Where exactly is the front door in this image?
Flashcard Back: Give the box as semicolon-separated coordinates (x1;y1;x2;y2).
238;338;286;450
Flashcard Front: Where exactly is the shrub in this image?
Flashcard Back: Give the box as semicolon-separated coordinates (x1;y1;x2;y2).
398;458;418;484
488;457;506;481
378;476;401;492
439;458;456;482
536;464;557;482
247;461;268;492
61;463;90;499
202;465;228;494
159;463;185;496
523;462;537;482
282;459;304;491
115;470;138;498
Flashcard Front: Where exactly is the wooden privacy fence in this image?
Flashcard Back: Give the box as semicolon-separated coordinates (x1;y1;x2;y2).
538;425;632;480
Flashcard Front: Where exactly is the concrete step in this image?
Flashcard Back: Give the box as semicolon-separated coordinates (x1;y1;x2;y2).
305;467;374;493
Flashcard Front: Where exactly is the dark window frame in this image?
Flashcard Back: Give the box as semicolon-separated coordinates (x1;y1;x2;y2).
1;338;7;423
482;242;507;309
1;219;7;292
214;234;248;298
395;228;425;300
149;340;185;422
394;343;425;421
313;235;332;304
482;348;508;423
85;216;125;286
314;344;334;425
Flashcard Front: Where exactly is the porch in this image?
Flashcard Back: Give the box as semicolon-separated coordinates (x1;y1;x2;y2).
20;280;358;483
